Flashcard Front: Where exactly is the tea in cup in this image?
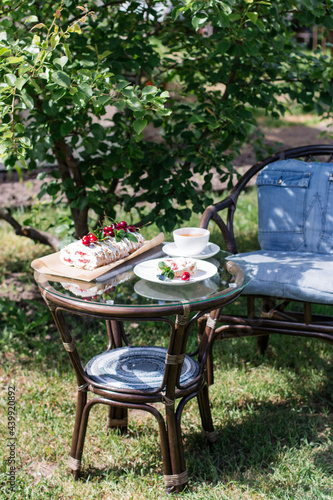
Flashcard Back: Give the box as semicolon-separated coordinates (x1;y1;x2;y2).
173;227;210;256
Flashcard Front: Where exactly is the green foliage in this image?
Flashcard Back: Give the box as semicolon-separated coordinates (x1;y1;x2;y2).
1;1;333;237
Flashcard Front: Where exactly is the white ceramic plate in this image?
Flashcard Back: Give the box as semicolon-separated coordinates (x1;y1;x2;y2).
162;242;220;259
133;258;218;286
134;278;218;301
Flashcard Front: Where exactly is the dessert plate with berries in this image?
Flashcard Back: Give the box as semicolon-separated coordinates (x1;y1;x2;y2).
133;258;218;286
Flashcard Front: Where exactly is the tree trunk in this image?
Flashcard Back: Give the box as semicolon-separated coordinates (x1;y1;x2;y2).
53;139;89;238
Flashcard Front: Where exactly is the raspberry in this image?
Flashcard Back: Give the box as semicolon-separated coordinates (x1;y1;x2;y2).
181;272;190;281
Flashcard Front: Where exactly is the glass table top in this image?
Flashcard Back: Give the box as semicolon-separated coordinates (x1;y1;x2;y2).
34;250;252;310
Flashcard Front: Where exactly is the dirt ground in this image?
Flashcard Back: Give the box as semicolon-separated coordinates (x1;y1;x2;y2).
0;121;332;208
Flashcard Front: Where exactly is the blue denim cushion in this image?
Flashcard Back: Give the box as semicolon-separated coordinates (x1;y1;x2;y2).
256;159;333;253
231;251;333;304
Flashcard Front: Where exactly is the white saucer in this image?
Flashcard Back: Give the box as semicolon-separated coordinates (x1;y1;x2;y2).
162;242;220;259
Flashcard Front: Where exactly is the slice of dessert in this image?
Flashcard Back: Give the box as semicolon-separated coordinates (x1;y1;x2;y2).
60;223;145;270
164;258;198;277
157;258;198;281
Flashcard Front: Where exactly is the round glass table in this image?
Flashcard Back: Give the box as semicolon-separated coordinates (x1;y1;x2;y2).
34;249;252;492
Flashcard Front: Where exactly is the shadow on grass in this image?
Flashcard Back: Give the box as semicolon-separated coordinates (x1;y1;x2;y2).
61;387;333;495
185;389;333;489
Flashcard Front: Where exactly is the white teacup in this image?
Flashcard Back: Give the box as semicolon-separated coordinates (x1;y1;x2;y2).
173;227;210;256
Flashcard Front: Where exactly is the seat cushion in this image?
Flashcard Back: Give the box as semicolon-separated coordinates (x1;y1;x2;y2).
256;159;333;253
232;250;333;304
86;346;199;390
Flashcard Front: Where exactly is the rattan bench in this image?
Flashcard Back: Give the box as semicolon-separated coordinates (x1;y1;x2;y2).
199;144;333;384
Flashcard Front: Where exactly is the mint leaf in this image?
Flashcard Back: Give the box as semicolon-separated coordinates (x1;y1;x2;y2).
165;269;174;279
158;261;175;280
126;232;138;242
158;261;168;271
116;229;126;238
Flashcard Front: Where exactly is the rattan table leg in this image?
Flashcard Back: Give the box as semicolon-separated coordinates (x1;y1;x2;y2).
107;405;128;433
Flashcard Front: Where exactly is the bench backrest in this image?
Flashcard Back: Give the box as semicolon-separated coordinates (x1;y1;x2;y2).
257;159;333;253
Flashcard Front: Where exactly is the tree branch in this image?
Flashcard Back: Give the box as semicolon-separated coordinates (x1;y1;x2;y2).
0;208;60;251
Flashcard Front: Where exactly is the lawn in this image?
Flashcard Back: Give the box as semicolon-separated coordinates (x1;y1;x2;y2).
1;190;333;500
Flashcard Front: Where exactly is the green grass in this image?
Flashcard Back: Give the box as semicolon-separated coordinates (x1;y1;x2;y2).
1;191;333;499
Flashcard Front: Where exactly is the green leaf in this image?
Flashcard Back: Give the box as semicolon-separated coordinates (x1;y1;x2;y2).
82;137;97;154
21;93;34;110
126;98;142;112
19;137;32;148
142;85;158;95
18;63;32;76
24;15;39;23
52;71;71;87
63;43;72;62
133;119;147;135
158;261;167;271
78;83;93;100
50;34;60;50
13;163;24;182
0;47;11;57
90;123;106;141
117;80;130;91
4;73;16;86
0;86;11;94
98;50;112;61
192;15;208;31
15;78;27;90
72;91;86;107
54;56;68;69
97;95;112;106
52;88;66;102
247;12;258;25
31;23;47;30
68;23;82;34
6;56;24;64
114;101;125;111
126;232;138;242
60;121;74;137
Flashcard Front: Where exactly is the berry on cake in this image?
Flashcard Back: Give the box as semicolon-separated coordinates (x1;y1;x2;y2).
60;220;145;270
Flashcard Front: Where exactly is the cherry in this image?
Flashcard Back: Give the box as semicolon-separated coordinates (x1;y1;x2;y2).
118;221;128;229
128;225;136;232
89;233;98;243
82;235;90;245
181;272;190;281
